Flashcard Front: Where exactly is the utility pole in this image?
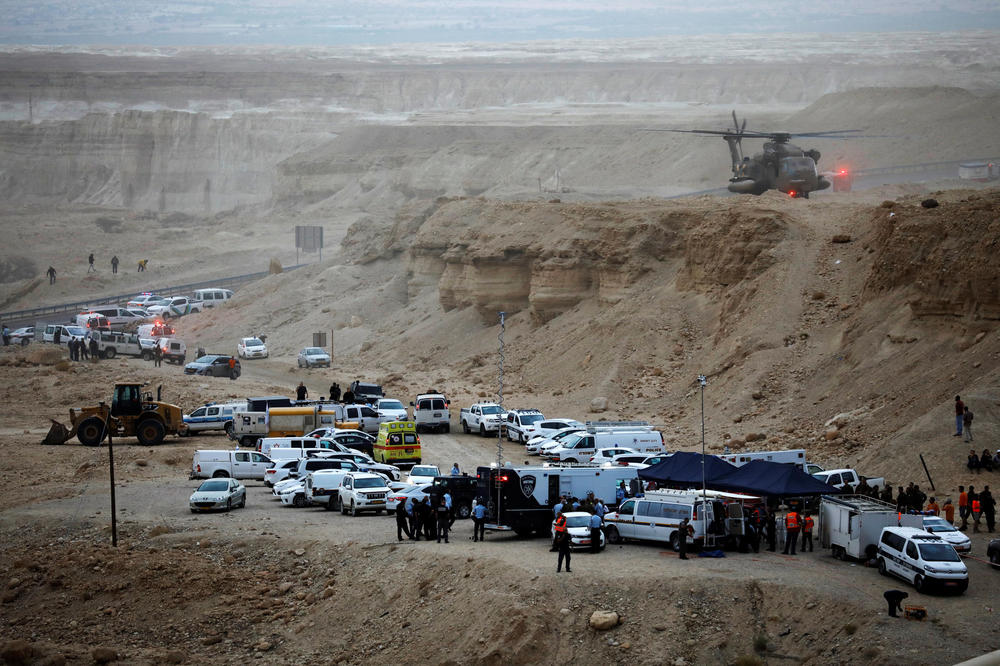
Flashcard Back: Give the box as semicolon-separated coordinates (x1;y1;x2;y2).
495;312;506;528
698;375;707;544
103;403;118;547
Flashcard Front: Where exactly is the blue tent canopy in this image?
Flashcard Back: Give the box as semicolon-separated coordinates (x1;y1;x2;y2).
713;459;843;496
637;451;737;486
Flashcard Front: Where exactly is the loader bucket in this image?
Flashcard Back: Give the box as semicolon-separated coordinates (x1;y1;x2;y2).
42;419;76;445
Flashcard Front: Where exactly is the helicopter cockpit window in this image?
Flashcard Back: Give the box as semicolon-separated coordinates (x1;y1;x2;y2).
780;157;816;176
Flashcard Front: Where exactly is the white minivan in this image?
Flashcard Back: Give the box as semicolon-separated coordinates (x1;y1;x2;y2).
193;288;234;307
603;489;744;551
876;527;968;594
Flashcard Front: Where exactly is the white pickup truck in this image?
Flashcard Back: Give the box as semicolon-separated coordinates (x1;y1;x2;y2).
504;409;546;444
147;296;204;319
812;468;886;491
92;331;154;359
460;403;506;436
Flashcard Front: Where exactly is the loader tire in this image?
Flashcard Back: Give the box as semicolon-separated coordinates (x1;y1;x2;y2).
77;417;106;446
136;419;166;446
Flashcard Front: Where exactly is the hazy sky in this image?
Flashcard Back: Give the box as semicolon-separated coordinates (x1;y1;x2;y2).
1;0;998;45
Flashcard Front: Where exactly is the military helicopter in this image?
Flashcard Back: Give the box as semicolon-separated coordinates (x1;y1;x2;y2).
651;111;868;198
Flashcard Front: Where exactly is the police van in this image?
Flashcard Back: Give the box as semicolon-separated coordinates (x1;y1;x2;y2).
603;489;753;551
183;401;248;435
876;526;968;594
475;463;639;537
544;422;665;463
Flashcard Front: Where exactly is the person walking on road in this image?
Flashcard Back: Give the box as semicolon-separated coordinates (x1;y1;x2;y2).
154;344;163;367
87;253;96;273
884;590;908;618
963;406;974;442
46;266;57;284
801;513;814;552
472;501;486;542
782;509;800;555
111;255;119;274
954;395;965;437
296;381;308;401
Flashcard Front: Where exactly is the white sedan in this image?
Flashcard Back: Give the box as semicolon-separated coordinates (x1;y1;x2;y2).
9;326;34;346
386;483;432;513
407;465;441;485
552;512;606;551
921;516;972;553
526;428;585;455
189;478;246;512
238;337;268;359
297;347;331;368
589;447;637;463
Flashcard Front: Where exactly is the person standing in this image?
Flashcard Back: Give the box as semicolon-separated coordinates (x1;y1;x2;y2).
883;590;908;618
435;497;450;543
329;383;340;402
1;324;9;346
110;255;119;274
678;517;693;560
954;395;965;436
79;336;89;361
472;501;487;542
765;510;777;552
615;482;626;507
422;498;435;541
89;336;99;361
782;509;800;555
963;406;974;442
450;463;460;476
551;497;566;551
959;486;969;530
46;266;57;284
395;500;412;541
87;253;96;273
154;344;163;367
296;381;308;401
980;486;996;533
410;497;422;540
555;511;571;572
801;513;815;552
444;490;454;528
589;511;603;554
943;498;956;524
228;356;237;380
925;497;940;516
53;326;61;346
67;337;78;361
969;487;982;533
594;498;607;522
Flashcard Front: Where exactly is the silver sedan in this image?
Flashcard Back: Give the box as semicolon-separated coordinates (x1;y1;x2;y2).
189;478;246;512
297;347;332;368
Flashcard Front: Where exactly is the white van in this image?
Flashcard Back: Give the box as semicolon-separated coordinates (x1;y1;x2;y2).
193;288;234;307
77;307;144;330
876;526;968;594
545;424;665;463
75;313;111;332
260;437;345;457
42;324;87;345
190;449;274;480
603;489;749;551
411;393;450;433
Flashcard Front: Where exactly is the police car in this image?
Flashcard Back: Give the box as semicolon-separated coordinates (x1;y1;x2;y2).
876;526;968;594
183;401;248;436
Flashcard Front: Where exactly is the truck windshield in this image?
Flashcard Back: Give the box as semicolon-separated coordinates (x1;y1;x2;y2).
521;414;544;425
481;405;501;415
918;543;960;562
559;433;584;448
355;478;386;488
380;400;405;410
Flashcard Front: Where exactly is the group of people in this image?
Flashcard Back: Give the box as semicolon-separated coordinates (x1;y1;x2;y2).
395;492;457;544
66;334;99;361
966;448;1000;473
954;395;974;442
45;255;147;284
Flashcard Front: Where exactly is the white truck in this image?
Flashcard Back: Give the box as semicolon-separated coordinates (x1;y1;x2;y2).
812;468;885;492
92;331;153;359
819;494;921;561
504;409;546;444
460;403;506;436
190;450;274;480
719;449;808;472
147;296;204;319
545;422;665;463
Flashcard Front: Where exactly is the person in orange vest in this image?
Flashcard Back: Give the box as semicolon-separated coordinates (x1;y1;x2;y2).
943;498;955;524
800;512;815;552
554;511;571;573
925;497;940;516
970;487;982;533
958;486;969;530
782;509;800;555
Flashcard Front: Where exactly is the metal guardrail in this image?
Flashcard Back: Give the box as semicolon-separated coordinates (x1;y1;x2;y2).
0;263;307;328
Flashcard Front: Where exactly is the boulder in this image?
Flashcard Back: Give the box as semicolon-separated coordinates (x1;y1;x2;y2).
589;610;620;630
589;397;608;413
91;647;119;664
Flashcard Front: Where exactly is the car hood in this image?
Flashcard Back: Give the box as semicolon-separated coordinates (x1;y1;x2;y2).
190;491;229;502
185;361;212;370
936;531;971;546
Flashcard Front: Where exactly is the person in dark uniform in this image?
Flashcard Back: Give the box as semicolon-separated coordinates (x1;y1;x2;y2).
111;255;119;274
589;512;603;554
395;501;412;541
330;383;341;401
296;382;308;400
421;499;435;540
53;327;61;345
67;337;78;361
87;253;96;273
678;517;694;560
472;501;487;542
78;336;89;360
436;497;450;543
884;589;908;617
154;344;163;367
46;266;57;284
411;498;423;540
765;510;777;552
89;336;99;360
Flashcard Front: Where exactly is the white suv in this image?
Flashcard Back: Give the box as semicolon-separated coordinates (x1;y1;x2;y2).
237;337;268;359
337;472;391;516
